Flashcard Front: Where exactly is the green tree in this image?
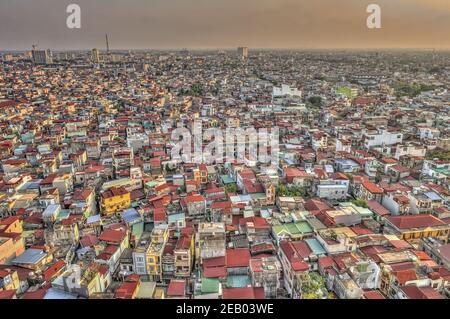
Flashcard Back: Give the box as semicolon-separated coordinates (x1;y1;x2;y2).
297;272;328;299
352;199;369;208
392;80;436;98
308;96;322;107
277;184;306;197
190;82;204;96
224;183;237;194
426;148;450;161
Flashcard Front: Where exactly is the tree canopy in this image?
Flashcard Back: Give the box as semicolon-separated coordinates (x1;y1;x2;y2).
277;184;306;197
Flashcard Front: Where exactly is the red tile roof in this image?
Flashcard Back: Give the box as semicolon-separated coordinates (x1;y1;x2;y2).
239;216;270;229
280;241;310;272
21;288;48;299
393;269;418;285
184;194;205;204
367;200;391;217
226;248;251;268
203;266;227;278
362;181;383;194
363;290;385;299
318;256;336;270
203;256;226;268
167;279;186;297
0;290;16;299
115;281;139;299
43;260;66;281
401;285;445;299
98;228;126;243
80;234;99;247
211;200;232;210
0;216;20;226
304;198;332;212
72;189;92;201
175;234;191;250
387;214;447;230
222;287;265;299
101;186;128;199
203;256;227;278
153;207;166;222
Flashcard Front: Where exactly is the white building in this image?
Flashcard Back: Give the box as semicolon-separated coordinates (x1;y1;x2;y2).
127;133;149;152
316;180;349;200
422;159;450;178
417;127;440;140
272;84;302;99
393;143;427;160
364;128;403;149
335;139;352;153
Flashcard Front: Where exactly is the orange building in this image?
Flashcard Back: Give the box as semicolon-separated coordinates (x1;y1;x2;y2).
0;217;25;264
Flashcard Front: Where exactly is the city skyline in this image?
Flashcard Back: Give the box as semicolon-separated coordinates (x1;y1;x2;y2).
0;0;450;50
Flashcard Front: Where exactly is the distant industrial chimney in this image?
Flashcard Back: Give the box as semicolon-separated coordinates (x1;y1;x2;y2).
105;34;110;53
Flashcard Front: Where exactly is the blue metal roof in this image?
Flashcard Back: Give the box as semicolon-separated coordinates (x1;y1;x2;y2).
424;191;442;201
305;238;327;256
12;249;47;265
122;208;142;224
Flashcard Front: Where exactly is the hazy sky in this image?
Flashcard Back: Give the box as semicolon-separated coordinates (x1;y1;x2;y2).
0;0;449;50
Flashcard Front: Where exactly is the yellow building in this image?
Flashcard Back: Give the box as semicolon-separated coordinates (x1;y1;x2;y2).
0;217;25;264
100;186;131;215
385;215;450;243
146;225;169;282
54;267;108;298
0;269;20;292
0;239;21;263
0;216;23;234
193;164;208;185
153;287;165;299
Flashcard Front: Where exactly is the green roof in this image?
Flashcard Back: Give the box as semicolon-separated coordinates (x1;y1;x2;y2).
56;209;71;221
337;86;358;99
339;202;373;217
221;175;235;185
433;167;450;176
145;181;159;188
132;222;144;239
272;221;313;239
226;275;251;288
201;278;220;294
250;193;267;200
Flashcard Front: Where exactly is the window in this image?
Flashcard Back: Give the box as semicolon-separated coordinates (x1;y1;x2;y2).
137;267;145;273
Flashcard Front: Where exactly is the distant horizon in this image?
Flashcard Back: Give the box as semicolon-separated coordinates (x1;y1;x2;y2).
2;47;450;53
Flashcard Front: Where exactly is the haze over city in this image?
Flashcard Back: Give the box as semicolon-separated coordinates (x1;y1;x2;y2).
1;0;450;50
1;0;450;304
